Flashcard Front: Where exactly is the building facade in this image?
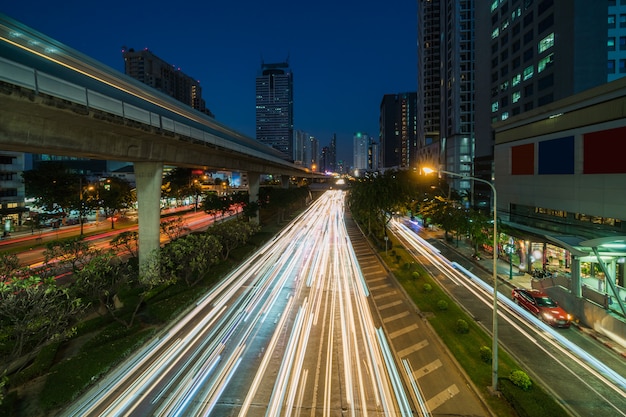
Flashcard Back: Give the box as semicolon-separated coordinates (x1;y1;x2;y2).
352;132;378;176
255;61;294;161
493;77;626;337
379;92;418;169
417;0;475;195
0;151;26;233
608;1;626;82
122;47;214;117
416;0;442;169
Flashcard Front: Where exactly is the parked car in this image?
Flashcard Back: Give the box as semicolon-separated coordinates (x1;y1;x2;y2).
511;288;572;328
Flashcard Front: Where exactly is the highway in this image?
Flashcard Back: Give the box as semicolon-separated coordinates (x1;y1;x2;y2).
389;218;626;417
62;191;413;417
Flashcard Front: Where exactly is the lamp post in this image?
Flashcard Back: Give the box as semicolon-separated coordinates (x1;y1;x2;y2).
423;167;500;392
506;241;515;281
79;177;84;236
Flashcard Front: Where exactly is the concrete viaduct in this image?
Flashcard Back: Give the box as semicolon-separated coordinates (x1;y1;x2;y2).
0;14;311;273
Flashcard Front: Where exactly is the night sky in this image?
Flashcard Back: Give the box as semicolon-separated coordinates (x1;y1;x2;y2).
2;1;417;165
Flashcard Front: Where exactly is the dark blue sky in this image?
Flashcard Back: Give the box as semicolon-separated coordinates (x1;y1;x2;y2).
2;1;417;165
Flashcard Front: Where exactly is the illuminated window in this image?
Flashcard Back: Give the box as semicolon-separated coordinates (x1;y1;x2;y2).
491;101;499;112
538;33;554;53
609;37;616;51
523;65;534;80
501;112;509;120
538;53;554;73
512;91;521;103
491;0;498;12
512;73;522;86
492;27;500;39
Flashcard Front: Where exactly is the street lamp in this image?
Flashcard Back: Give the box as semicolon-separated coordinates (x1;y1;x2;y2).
506;241;515;281
422;166;500;392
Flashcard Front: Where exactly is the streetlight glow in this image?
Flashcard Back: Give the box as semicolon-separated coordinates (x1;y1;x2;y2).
422;166;500;392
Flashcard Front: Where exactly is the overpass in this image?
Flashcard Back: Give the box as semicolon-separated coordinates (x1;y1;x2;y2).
0;13;311;272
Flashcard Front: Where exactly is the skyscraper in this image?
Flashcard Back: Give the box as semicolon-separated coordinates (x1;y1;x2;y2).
122;47;214;117
417;0;441;166
379;92;418;169
255;61;294;161
353;132;378;176
417;1;475;194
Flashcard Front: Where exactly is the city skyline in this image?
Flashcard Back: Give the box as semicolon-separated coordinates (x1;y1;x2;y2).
1;0;418;165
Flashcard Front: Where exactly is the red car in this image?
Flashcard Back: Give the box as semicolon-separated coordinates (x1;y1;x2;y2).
511;288;572;328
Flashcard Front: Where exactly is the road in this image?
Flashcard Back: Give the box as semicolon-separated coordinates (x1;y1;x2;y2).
1;208;223;269
389;218;626;417
61;191;405;416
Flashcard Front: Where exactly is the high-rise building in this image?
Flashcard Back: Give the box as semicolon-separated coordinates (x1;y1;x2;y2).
417;0;441;171
474;1;609;206
608;1;626;82
329;134;337;173
476;1;606;131
255;61;294;161
379;92;418;169
293;129;308;166
353;132;378;176
416;0;442;171
417;1;475;194
122;47;214;117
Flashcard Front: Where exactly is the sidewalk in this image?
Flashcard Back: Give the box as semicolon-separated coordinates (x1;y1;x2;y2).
421;226;533;292
420;225;626;358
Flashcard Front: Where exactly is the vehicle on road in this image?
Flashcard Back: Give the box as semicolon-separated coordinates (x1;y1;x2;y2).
512;288;572;328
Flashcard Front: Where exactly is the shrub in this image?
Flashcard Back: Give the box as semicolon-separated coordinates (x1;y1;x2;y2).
509;369;532;391
479;345;492;363
437;300;448;310
411;271;420;280
422;283;432;292
455;319;469;334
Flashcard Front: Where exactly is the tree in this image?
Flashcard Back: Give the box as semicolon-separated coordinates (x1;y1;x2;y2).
160;233;222;287
110;231;139;258
43;237;93;277
70;177;100;236
160;216;189;241
97;177;135;229
208;220;260;260
22;162;81;219
466;209;491;256
0;253;20;281
347;170;417;239
0;276;86;371
202;192;223;222
72;250;132;319
162;167;203;208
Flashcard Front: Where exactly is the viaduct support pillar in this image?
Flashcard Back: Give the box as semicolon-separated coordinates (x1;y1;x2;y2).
134;161;163;276
248;171;260;226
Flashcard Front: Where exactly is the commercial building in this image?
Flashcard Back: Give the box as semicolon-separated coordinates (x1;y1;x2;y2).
494;77;626;341
0;151;26;233
255;61;294;161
